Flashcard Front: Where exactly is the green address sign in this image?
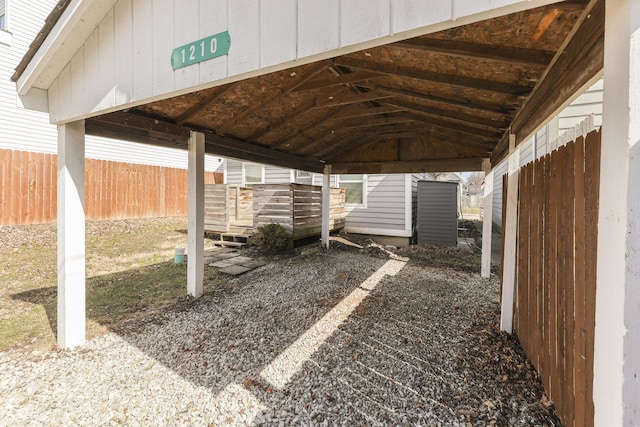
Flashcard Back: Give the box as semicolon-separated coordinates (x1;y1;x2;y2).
171;31;231;70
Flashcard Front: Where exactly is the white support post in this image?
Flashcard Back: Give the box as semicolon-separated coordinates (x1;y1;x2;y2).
481;158;494;278
500;135;519;332
187;131;205;298
321;164;331;249
57;121;86;349
593;0;640;424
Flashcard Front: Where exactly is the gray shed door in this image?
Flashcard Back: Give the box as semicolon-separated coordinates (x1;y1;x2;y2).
416;181;458;246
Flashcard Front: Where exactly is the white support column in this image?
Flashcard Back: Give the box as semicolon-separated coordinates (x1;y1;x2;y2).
481;158;494;278
57;120;86;349
500;135;519;332
187;131;205;298
593;0;640;424
321;164;331;249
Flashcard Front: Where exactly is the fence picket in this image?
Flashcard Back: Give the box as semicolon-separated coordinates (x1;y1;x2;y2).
514;129;600;427
0;148;222;225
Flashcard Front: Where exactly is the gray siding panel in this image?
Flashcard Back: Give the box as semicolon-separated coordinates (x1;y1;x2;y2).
416;181;458;246
344;174;407;232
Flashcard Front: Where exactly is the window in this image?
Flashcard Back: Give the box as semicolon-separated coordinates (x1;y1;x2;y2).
0;0;6;31
242;163;264;186
295;170;313;184
338;174;366;206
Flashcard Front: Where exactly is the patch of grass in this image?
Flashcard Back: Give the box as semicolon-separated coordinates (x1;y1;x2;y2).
0;305;55;352
0;216;213;353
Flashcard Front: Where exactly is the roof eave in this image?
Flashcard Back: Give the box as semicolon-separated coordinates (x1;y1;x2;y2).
13;0;117;96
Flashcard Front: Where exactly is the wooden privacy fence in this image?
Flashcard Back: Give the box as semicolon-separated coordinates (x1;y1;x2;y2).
0;148;222;225
513;129;600;427
204;185;254;232
253;184;346;240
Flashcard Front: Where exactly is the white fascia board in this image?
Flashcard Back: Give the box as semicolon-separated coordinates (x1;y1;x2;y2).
16;0;118;96
16;87;49;113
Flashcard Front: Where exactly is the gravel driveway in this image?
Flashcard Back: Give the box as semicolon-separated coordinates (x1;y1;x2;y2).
0;248;559;426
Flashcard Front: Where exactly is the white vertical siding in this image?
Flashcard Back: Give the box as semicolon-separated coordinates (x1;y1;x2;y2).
42;0;555;123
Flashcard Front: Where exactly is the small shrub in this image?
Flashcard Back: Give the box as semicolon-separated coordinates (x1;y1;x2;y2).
254;223;291;253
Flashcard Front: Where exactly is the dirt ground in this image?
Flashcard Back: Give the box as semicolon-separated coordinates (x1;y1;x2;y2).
0;217;561;425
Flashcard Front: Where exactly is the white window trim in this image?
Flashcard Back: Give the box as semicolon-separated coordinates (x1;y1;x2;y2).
0;1;11;46
242;162;265;186
337;174;368;208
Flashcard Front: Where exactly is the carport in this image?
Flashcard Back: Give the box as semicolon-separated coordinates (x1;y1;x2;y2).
11;0;638;424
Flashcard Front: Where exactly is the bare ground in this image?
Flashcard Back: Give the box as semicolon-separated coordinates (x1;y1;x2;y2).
0;217;560;425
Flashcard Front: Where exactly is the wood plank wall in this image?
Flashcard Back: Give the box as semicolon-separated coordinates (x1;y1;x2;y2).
513;128;600;427
0;148;222;225
253;184;346;240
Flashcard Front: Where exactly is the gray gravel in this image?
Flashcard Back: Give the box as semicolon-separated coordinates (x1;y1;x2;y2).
0;248;559;426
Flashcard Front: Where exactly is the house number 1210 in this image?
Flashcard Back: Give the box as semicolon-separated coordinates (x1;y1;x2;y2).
171;31;231;70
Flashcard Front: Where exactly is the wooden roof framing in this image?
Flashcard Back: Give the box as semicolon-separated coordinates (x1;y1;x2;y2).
80;0;602;173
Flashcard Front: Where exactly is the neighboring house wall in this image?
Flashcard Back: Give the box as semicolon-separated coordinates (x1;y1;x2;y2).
0;1;224;225
0;0;223;171
225;158;434;239
491;78;603;228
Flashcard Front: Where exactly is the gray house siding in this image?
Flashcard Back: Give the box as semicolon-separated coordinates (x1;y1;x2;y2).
225;159;293;185
224;163;431;238
344;174;408;234
491;78;603;228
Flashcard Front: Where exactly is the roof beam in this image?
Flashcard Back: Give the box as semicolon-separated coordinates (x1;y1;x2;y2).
175;85;234;125
216;61;330;133
292;70;383;92
379;97;510;129
491;0;604;164
331;158;484;174
334;57;533;95
246;99;318;142
326;105;408;120
312;91;393;108
392;38;554;66
389;109;503;139
89;111;325;173
356;83;516;115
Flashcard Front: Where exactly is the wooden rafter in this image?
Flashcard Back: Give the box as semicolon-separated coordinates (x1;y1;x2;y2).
297;127;366;158
311;91;393;109
315;132;380;160
292;70;383;92
334;57;534;95
392;38;554;66
246;98;318;141
492;0;604;164
379;97;510;129
217;61;330;133
326;105;408;121
272;105;352;150
175;85;234;125
337;116;415;129
392;111;497;144
388;108;503;139
356;82;516;115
